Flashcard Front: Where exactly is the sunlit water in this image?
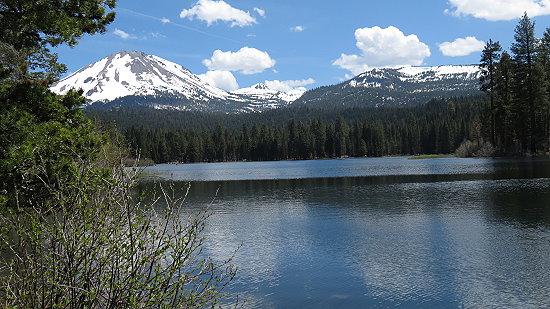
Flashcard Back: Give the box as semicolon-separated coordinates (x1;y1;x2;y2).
140;157;550;308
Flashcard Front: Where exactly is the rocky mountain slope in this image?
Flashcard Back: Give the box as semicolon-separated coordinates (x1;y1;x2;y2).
51;51;483;112
294;65;482;108
50;51;300;113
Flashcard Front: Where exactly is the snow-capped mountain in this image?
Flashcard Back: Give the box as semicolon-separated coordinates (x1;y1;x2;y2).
231;83;306;111
347;65;480;90
295;65;482;108
50;51;483;112
50;51;302;113
51;50;229;102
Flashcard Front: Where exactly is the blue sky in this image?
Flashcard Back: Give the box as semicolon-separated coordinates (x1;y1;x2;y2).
54;0;550;92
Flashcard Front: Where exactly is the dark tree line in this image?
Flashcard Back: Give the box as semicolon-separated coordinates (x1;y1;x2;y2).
122;98;487;163
479;13;550;154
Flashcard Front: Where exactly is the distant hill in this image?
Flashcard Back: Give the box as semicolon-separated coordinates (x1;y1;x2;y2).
51;51;483;112
294;65;482;108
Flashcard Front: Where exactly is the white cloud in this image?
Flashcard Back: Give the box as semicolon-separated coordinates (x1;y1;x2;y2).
180;0;257;27
198;70;239;91
291;26;304;32
113;29;136;40
202;47;276;74
446;0;550;21
333;26;431;75
151;32;166;38
439;36;485;57
254;8;265;18
161;17;171;24
264;78;316;92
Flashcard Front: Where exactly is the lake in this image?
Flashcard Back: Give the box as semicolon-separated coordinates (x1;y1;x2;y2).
140;157;550;308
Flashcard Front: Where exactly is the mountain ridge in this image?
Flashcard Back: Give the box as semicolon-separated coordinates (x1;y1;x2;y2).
51;51;300;113
294;64;482;108
51;51;483;113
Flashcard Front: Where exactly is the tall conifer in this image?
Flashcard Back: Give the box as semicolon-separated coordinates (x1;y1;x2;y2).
511;13;538;152
480;39;502;146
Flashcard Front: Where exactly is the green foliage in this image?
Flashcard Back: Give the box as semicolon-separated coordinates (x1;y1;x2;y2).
0;154;237;308
0;82;101;210
101;97;486;163
480;39;502;146
454;139;495;158
480;39;502;95
494;51;514;150
511;13;539;152
0;83;237;307
480;14;549;154
0;0;117;83
1;1;237;306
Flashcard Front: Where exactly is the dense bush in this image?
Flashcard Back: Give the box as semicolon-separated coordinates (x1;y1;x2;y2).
0;83;237;308
455;139;495;157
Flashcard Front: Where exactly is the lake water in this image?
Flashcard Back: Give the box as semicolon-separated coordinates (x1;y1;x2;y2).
141;157;550;308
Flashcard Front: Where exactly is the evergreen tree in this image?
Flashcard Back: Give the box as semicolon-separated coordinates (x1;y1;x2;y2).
533;55;549;150
480;39;502;146
495;51;515;151
0;0;117;83
511;13;538;152
334;116;350;157
541;28;550;74
540;28;550;146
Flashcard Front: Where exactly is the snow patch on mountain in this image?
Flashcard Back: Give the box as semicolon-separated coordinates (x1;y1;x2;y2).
396;65;481;82
397;65;479;77
50;51;230;103
231;83;306;103
49;50;481;112
50;51;306;112
348;65;481;88
295;64;482;108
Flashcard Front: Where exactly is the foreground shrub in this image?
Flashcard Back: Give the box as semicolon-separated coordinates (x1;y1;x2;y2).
0;152;237;308
0;83;237;308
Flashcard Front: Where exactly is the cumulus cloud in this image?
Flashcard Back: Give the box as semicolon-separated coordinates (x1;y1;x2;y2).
161;17;171;24
264;78;316;92
202;47;276;74
113;29;136;40
180;0;257;27
198;70;239;91
291;26;304;32
446;0;550;21
333;26;431;75
439;36;485;57
254;8;265;18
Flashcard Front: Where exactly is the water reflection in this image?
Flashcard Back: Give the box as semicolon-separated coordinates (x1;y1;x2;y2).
142;157;499;181
137;158;550;308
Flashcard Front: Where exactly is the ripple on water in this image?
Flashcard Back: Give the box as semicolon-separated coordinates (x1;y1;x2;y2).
138;158;550;308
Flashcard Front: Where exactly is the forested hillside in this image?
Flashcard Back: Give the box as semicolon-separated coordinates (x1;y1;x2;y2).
102;97;487;163
293;65;482;108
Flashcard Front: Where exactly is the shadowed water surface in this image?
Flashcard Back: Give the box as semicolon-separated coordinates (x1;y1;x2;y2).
140;157;550;308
